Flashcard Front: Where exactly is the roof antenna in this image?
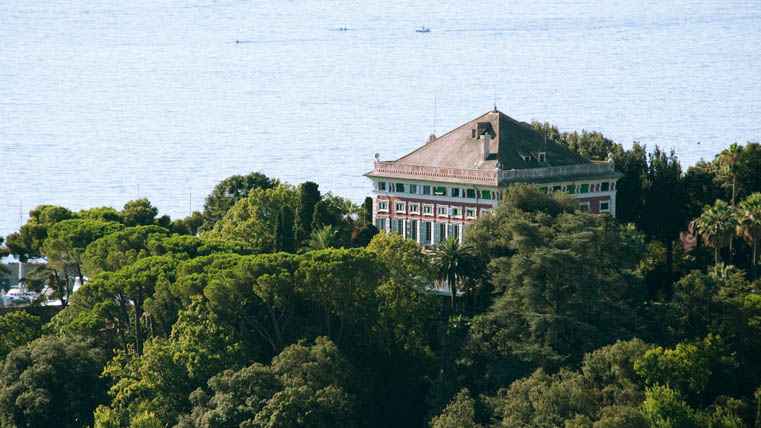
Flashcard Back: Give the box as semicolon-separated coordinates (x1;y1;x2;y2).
493;93;497;112
433;91;437;136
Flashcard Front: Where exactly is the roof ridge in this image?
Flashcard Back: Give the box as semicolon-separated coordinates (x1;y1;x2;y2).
393;110;495;162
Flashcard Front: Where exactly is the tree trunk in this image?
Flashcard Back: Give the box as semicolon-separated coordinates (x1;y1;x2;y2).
730;176;736;265
666;239;674;284
135;288;143;356
449;273;456;312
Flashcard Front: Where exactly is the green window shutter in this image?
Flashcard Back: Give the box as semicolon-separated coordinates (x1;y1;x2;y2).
434;186;446;195
566;184;575;194
482;190;491;200
539;186;547;193
601;182;610;191
580;184;589;193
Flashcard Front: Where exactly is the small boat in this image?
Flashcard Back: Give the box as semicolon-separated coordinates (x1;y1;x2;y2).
416;26;430;33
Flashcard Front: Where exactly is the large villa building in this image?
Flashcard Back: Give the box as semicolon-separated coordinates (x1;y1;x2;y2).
365;109;622;247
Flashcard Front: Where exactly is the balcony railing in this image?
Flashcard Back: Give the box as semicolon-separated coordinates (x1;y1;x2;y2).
372;160;617;185
498;162;617;183
373;161;498;184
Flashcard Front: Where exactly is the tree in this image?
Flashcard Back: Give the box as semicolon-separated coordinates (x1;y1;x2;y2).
170;211;204;236
0;336;107;428
736;193;761;278
431;237;479;311
177;338;358;428
200;172;277;233
295;181;321;243
304;224;339;250
121;198;159;227
474;200;644;368
274;205;295;253
683;161;727;221
298;249;380;345
717;143;744;263
4;205;75;261
614;143;648;226
205;253;301;355
694;199;736;265
365;234;438;426
100;299;244;427
81;225;169;276
47;273;133;351
41;219;124;301
113;256;178;355
640;147;687;281
79;206;123;223
362;196;373;227
0;311;42;359
209;184;298;253
430;389;483;428
640;385;698;428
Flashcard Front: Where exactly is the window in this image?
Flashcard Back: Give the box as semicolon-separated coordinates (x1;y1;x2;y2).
395;183;405;192
375;217;387;231
423;185;431;195
377;200;389;212
579;201;590;211
409;184;417;194
601;182;610;191
600;201;611;212
395;219;404;235
452;224;459;240
538;152;546;162
580;183;589;193
451;188;460;197
434;186;446;196
539;186;548;193
437;205;448;217
471;129;477;139
466;189;476;198
409;203;420;214
466;208;475;219
438;223;447;242
552;185;562;193
565;184;575;194
378;182;386;191
480;208;491;215
422;204;434;216
451;207;462;218
410;220;418;241
394;202;406;213
425;222;432;243
481;190;491;200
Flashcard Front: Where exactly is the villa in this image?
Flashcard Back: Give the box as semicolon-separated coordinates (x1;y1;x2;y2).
365;108;622;247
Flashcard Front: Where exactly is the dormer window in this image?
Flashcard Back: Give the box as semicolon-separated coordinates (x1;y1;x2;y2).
538;152;546;162
523;155;531;162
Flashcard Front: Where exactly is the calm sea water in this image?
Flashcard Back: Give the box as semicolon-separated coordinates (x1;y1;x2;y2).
2;0;760;238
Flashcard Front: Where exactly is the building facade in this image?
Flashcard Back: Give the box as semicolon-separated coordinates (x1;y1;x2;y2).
365;109;622;247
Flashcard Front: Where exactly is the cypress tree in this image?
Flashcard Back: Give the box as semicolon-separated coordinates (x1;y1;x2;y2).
274;205;296;253
295;182;320;243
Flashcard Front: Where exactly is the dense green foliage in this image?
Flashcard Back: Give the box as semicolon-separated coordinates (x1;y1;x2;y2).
3;137;761;427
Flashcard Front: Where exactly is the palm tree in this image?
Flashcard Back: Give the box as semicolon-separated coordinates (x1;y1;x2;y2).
431;237;478;311
717;143;743;263
694;199;736;265
736;193;761;278
304;224;338;251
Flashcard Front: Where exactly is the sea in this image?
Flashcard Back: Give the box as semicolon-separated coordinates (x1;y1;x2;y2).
1;0;760;238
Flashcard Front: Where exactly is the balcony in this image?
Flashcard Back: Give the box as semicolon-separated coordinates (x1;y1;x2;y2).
370;160;619;186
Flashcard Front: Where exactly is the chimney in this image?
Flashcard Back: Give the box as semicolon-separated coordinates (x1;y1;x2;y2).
428;134;436;144
480;134;490;160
